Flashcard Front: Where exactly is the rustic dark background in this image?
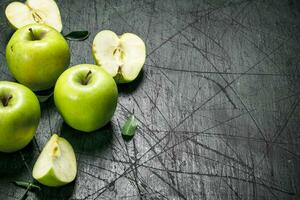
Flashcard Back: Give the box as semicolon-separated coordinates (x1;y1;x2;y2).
0;0;300;199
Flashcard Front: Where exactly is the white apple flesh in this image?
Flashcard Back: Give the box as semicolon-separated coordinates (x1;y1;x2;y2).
5;0;62;32
92;30;146;83
32;134;77;187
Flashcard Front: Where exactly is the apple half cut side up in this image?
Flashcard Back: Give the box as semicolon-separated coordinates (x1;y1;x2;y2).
92;30;146;83
32;134;77;187
5;0;62;32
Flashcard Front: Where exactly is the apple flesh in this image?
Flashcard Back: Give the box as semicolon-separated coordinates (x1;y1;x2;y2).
92;30;146;83
0;81;41;153
54;64;118;132
32;134;77;187
5;0;62;32
6;23;70;91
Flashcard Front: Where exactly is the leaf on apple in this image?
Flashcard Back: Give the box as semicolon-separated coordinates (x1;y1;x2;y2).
122;114;138;138
64;31;90;41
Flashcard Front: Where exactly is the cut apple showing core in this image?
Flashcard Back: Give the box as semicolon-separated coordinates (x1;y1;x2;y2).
92;30;146;83
5;0;62;32
32;134;77;187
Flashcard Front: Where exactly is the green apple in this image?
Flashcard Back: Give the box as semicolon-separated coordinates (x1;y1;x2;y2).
54;64;118;132
5;0;62;32
6;23;70;91
92;30;146;83
32;134;77;187
0;81;40;153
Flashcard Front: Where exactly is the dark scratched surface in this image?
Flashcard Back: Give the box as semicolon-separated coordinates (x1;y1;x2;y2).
1;0;300;199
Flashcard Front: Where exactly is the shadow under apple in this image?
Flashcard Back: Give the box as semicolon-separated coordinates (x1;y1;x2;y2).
3;28;15;44
35;180;75;200
121;134;134;141
0;141;36;177
60;122;114;155
118;69;144;94
34;87;54;103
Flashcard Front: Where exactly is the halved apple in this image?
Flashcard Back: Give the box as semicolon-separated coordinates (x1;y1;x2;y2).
92;30;146;83
32;134;77;187
5;0;62;32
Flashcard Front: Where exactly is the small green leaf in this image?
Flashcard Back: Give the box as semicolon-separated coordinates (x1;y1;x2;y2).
64;31;90;41
122;114;138;137
13;181;41;191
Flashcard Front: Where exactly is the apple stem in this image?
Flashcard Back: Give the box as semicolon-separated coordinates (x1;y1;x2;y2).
1;95;12;107
29;28;37;40
82;70;92;85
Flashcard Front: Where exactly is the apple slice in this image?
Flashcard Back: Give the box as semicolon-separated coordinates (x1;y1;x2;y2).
92;30;146;83
5;0;62;32
32;134;77;187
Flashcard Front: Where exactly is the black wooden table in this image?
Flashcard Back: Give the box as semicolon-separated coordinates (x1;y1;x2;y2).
0;0;300;199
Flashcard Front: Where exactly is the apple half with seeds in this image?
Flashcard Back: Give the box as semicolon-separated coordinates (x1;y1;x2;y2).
92;30;146;83
32;134;77;187
5;0;62;32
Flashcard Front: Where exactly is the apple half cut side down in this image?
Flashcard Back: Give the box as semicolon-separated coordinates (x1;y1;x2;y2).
92;30;146;83
5;0;62;32
32;134;77;187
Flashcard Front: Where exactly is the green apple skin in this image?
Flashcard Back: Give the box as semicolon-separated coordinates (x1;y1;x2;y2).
0;81;41;153
35;166;75;187
36;168;67;187
54;64;118;132
6;23;70;91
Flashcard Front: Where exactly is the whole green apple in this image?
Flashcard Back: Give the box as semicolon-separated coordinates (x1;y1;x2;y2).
54;64;118;132
6;23;70;91
0;81;41;153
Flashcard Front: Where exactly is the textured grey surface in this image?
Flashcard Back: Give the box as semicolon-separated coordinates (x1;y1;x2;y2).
0;0;300;199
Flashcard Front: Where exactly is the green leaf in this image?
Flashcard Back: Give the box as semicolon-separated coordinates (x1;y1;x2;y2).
13;181;41;191
122;114;138;137
64;31;90;41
